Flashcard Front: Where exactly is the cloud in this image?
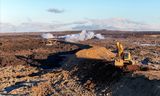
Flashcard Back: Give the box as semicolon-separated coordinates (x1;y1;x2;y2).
47;8;65;14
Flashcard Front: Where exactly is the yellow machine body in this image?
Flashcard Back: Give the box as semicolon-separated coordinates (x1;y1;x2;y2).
115;58;124;67
114;42;133;67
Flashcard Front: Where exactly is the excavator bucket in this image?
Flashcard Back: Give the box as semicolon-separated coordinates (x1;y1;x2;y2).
114;59;124;67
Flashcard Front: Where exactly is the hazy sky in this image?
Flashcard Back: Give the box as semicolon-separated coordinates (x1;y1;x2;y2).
0;0;160;32
1;0;160;24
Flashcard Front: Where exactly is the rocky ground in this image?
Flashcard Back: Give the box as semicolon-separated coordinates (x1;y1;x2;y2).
0;32;160;96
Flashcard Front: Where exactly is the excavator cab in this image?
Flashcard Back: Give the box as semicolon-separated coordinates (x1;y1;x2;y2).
124;52;131;60
123;52;133;64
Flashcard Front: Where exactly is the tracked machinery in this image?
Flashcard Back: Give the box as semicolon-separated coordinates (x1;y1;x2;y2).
114;42;134;67
114;42;160;71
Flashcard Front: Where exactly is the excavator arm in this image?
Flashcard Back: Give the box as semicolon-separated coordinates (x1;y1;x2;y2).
115;42;124;67
116;42;124;58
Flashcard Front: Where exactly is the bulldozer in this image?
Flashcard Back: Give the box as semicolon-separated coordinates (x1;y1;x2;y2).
114;42;134;67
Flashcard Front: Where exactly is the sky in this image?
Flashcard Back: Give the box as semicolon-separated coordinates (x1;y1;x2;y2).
0;0;160;32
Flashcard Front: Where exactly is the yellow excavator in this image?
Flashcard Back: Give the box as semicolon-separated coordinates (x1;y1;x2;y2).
114;42;134;67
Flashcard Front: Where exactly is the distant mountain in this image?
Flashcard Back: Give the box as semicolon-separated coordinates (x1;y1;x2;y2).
72;18;160;31
0;18;160;32
0;23;16;32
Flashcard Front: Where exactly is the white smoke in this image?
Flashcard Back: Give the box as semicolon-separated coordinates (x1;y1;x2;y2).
61;30;105;42
41;33;54;39
95;34;105;39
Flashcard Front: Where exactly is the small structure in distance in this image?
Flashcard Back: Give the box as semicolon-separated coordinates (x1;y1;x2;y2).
41;33;57;46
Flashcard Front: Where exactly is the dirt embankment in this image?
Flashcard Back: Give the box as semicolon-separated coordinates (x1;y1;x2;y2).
0;35;160;96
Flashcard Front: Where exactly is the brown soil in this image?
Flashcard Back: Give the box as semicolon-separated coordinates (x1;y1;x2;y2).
76;46;115;60
0;33;160;96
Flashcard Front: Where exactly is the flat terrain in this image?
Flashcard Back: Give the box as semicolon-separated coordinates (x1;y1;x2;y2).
0;31;160;96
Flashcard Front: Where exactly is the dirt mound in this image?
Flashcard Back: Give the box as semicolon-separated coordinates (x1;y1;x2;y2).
76;46;115;60
62;46;122;95
63;46;115;71
63;46;160;95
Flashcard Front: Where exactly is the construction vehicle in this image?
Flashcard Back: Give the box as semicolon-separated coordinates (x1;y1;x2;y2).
114;42;134;67
45;39;53;46
43;39;57;46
